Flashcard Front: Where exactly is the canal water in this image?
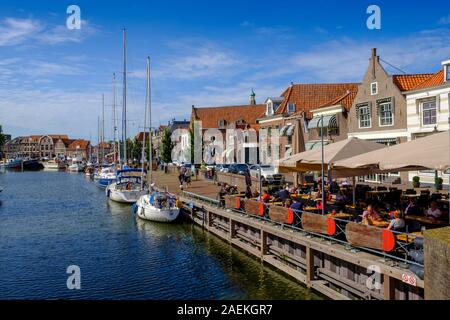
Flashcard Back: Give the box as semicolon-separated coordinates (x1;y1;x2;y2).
0;171;321;299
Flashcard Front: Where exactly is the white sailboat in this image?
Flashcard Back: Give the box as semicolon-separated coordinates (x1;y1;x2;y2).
105;29;148;204
68;157;86;172
106;168;148;203
135;57;180;222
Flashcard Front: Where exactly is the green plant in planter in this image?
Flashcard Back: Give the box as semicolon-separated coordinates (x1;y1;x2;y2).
412;176;420;188
435;177;443;190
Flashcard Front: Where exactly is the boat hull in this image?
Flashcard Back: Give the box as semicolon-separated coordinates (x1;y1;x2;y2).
136;201;179;222
135;195;179;222
106;186;147;203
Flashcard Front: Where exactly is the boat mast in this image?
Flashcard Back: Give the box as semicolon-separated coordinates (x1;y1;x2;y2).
141;57;149;189
97;116;100;165
113;72;120;168
122;28;127;165
148;57;153;185
102;93;105;164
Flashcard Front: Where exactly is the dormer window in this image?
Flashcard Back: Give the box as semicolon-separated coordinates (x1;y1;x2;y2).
266;102;274;116
371;82;378;95
218;119;226;127
287;103;295;113
442;60;450;82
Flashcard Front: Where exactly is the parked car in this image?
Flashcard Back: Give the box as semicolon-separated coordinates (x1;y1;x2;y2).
249;164;284;186
228;163;249;175
215;163;231;172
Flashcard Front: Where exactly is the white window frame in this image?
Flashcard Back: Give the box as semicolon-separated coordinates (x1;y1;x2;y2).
266;101;274;116
378;102;394;127
358;105;371;129
370;82;378;95
287;103;295;113
445;65;450;82
421;100;437;127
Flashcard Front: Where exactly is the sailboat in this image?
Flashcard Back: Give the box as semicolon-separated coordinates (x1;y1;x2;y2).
106;29;148;203
135;57;180;222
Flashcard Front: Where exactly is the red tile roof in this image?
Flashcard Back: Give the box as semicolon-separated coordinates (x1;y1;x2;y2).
136;132;151;142
411;70;445;90
392;74;434;91
192;104;266;129
48;134;69;139
274;83;359;118
68;139;90;150
317;90;358;111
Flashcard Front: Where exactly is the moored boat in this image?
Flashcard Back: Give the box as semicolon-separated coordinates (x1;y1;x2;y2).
68;158;86;172
94;165;117;187
135;191;180;222
106;168;148;203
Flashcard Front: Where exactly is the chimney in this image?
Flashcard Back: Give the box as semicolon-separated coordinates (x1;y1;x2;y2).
442;60;450;82
371;48;378;79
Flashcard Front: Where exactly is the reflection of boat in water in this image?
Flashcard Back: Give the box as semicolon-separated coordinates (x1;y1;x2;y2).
106;169;148;203
135;191;180;222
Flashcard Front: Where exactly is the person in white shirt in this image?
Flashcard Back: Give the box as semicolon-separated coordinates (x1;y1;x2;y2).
425;200;442;219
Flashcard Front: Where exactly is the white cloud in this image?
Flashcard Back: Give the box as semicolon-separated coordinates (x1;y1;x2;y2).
154;44;242;80
0;17;42;46
0;17;97;47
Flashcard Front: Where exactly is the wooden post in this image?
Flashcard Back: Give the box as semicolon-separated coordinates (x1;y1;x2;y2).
229;219;235;239
383;274;394;300
261;230;267;256
306;246;315;287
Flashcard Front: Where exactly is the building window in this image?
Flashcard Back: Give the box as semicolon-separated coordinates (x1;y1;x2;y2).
266;102;274;116
328;126;339;136
446;65;450;82
218;119;226;127
379;102;393;126
422;100;437;126
371;82;378;95
287;103;295;113
359;105;371;128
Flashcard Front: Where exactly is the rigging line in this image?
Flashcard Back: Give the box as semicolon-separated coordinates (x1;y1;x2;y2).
379;58;408;75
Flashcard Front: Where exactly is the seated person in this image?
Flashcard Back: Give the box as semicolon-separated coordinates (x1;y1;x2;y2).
290;198;303;212
425;200;442;220
284;199;293;208
404;198;422;216
261;190;272;203
362;205;382;225
335;190;347;204
387;210;405;230
276;187;290;203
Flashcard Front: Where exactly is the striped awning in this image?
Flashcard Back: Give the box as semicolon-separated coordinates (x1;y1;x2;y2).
307;114;337;129
280;125;295;136
305;140;330;150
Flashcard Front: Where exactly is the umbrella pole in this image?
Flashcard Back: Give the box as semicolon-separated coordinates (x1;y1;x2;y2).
321;115;325;215
352;176;356;205
448;117;450;222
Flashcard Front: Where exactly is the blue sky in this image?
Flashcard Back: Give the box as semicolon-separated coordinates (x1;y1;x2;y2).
0;0;449;140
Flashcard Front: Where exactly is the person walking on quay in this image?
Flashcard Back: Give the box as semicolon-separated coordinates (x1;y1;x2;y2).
184;168;192;188
244;169;252;199
178;168;185;190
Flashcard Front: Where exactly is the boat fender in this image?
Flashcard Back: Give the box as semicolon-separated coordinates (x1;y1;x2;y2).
132;203;138;213
409;249;424;264
413;237;424;249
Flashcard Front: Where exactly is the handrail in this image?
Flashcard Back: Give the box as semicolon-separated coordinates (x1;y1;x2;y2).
184;192;425;268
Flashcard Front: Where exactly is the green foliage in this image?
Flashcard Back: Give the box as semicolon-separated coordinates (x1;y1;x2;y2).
132;136;142;162
0;125;4;150
412;176;420;183
161;128;173;163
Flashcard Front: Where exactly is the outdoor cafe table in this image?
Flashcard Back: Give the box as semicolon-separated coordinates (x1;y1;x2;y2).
369;220;390;228
396;231;423;243
405;215;448;226
326;212;352;220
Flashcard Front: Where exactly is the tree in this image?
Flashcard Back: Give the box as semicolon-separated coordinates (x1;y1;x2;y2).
126;138;133;164
161;128;173;163
132;136;142;162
